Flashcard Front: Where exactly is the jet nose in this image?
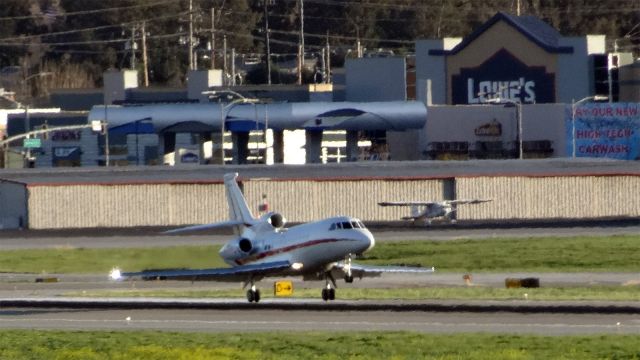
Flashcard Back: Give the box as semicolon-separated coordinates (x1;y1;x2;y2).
364;230;375;252
354;229;375;254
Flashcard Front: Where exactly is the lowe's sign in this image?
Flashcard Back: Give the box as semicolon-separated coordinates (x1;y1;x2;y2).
452;49;555;104
565;103;640;160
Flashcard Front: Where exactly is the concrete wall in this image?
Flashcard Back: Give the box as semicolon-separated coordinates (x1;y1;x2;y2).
345;57;407;101
387;130;422;161
23;174;640;229
415;38;461;105
619;62;640;102
557;37;596;103
104;70;138;104
423;104;566;158
0;181;27;229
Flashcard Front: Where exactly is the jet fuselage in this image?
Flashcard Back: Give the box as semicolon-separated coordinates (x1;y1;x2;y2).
219;216;374;272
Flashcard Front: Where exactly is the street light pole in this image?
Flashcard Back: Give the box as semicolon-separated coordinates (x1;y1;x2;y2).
517;102;522;160
24;104;31;168
486;97;523;159
571;95;609;158
203;90;260;165
136;120;140;165
104;105;110;166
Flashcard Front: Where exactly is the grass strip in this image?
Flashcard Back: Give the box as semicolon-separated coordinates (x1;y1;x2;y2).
362;235;640;272
0;235;639;274
0;330;638;359
66;285;640;301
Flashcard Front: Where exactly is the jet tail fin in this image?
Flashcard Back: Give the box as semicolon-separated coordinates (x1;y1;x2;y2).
224;173;257;233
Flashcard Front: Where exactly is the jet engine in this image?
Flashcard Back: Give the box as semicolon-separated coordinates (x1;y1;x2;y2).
238;238;253;253
268;212;286;229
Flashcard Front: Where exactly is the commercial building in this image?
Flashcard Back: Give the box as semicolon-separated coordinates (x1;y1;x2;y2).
2;12;639;167
410;12;639;160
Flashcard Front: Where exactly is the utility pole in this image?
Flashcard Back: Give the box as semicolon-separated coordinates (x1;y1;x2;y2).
210;8;216;69
188;0;194;70
321;48;326;84
130;24;136;69
142;21;149;86
264;0;271;85
297;0;304;85
223;35;227;84
231;48;236;86
325;31;331;83
356;27;362;58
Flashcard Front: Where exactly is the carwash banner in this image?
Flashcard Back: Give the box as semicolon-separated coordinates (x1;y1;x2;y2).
565;103;640;160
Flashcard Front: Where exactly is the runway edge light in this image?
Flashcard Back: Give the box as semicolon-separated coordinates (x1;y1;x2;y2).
109;268;122;281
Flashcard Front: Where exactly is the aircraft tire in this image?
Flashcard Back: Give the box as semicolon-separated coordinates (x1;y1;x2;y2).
321;288;329;301
328;288;335;300
254;289;261;303
345;275;354;283
246;290;255;302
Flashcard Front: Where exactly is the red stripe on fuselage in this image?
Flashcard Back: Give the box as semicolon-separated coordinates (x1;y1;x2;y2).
234;238;347;266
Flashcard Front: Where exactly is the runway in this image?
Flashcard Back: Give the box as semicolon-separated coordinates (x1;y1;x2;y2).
1;224;638;335
1;305;639;335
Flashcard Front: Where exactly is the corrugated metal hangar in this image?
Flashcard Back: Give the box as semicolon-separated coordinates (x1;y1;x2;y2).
1;159;640;229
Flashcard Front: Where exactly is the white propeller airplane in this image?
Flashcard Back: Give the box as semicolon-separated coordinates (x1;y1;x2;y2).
110;173;434;302
378;199;492;225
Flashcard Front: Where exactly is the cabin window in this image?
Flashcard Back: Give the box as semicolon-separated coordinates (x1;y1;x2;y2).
336;222;343;229
351;221;360;228
329;223;336;231
341;222;353;229
358;221;366;229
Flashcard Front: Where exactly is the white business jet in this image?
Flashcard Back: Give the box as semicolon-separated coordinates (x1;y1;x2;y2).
378;199;492;225
110;173;434;302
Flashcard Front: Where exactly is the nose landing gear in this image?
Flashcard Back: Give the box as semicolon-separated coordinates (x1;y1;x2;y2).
344;254;354;283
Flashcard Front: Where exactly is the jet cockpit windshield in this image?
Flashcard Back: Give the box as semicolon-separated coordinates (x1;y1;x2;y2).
328;219;366;231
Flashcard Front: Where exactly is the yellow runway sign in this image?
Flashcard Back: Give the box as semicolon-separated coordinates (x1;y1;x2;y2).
274;280;293;296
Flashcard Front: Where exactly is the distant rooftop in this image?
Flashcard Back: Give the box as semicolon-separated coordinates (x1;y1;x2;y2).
431;11;574;56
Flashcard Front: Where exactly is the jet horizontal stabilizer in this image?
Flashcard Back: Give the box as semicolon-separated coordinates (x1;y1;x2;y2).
163;220;248;234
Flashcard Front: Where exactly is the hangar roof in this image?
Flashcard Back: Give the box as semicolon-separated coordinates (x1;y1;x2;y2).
2;159;640;186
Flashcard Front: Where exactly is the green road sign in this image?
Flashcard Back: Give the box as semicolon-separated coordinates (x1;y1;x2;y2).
23;138;42;148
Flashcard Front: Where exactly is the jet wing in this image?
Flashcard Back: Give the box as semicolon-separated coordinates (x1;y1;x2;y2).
378;201;437;207
110;260;292;282
331;262;435;279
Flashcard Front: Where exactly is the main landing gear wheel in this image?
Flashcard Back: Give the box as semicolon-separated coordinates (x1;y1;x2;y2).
246;287;261;303
321;287;335;301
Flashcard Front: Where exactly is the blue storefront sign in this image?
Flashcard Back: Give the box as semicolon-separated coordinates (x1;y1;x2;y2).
452;49;555;105
565;103;640;160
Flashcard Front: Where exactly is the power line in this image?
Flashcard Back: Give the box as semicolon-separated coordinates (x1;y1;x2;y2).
0;0;176;22
0;12;188;43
